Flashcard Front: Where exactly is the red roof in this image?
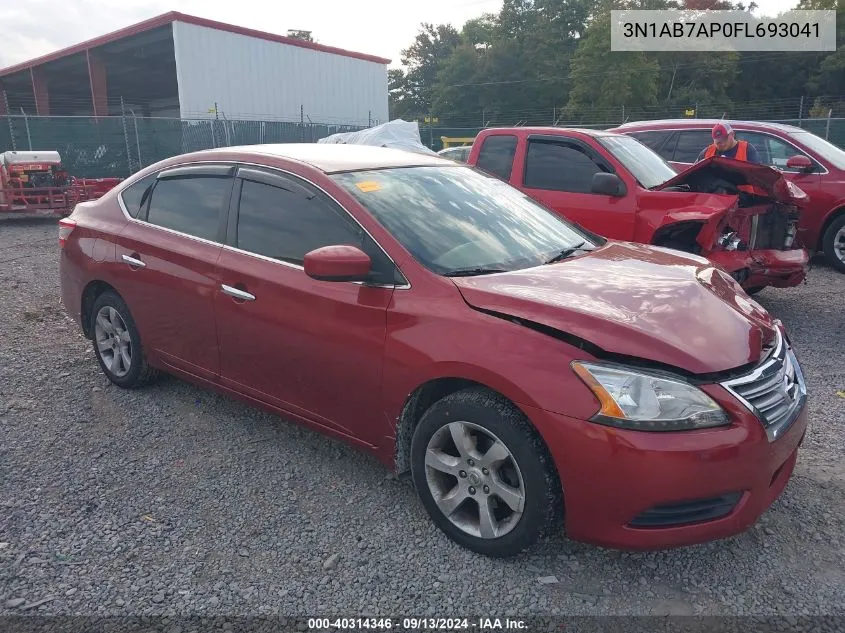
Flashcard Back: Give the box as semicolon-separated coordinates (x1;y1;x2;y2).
0;11;391;78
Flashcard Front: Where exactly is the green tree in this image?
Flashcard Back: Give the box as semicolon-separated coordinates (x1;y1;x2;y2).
388;68;415;119
398;24;462;115
565;10;660;122
433;44;485;116
804;0;845;98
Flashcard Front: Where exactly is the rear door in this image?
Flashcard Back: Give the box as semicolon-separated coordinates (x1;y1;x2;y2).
213;166;399;443
516;137;637;240
113;164;235;381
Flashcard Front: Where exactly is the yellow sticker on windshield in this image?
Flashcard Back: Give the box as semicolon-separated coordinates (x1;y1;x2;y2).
356;181;381;192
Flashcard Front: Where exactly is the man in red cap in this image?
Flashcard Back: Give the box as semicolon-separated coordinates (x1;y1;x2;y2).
696;122;760;163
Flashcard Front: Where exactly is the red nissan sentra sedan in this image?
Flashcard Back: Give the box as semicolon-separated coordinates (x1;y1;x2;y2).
58;144;809;557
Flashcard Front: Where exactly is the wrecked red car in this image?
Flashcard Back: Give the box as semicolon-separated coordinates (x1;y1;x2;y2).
466;127;810;292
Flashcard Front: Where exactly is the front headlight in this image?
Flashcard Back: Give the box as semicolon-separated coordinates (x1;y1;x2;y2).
571;361;729;431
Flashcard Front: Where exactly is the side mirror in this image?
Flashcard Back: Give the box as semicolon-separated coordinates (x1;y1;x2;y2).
304;245;371;282
591;172;626;197
786;155;813;172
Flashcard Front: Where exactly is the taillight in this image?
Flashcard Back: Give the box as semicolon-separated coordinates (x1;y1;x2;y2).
58;217;77;249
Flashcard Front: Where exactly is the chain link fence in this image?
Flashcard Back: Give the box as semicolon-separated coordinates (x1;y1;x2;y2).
420;118;845;153
2;110;843;175
0;115;366;178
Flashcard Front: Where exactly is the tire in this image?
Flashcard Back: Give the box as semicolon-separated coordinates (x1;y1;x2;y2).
410;387;560;557
822;213;845;273
745;286;765;296
90;291;158;388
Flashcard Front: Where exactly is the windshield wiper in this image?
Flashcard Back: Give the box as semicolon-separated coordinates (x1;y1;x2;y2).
544;241;593;265
443;267;509;277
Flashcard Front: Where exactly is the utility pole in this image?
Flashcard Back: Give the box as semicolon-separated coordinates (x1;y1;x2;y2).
129;108;142;169
20;108;32;150
3;90;16;150
120;96;133;174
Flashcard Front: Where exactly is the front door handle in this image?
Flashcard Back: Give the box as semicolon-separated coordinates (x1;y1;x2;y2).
221;284;256;302
122;254;146;268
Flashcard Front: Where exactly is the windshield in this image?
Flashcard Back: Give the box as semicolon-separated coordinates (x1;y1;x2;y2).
791;132;845;171
332;166;601;276
597;134;678;189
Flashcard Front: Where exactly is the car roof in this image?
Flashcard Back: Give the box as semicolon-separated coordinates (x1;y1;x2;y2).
197;143;454;174
615;119;806;134
480;126;621;138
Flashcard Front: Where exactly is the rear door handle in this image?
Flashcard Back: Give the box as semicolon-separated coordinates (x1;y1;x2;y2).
221;284;256;302
122;254;146;268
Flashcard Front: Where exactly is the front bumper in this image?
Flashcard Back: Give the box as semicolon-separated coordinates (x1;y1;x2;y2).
524;389;808;550
706;248;809;289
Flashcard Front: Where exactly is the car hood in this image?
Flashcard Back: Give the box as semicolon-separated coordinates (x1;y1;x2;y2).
451;241;776;375
655;156;808;205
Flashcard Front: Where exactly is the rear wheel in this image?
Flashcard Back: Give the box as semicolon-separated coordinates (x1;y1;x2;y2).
745;286;765;296
91;291;158;388
410;387;560;557
822;214;845;273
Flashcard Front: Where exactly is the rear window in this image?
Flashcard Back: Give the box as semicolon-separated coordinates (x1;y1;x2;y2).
476;135;517;180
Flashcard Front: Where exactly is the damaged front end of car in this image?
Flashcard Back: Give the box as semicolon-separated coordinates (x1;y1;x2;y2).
651;156;810;291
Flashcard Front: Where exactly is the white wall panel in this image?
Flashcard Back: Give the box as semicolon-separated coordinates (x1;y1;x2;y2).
172;22;388;126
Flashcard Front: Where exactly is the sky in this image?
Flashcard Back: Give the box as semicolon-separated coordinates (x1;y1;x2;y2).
0;0;804;71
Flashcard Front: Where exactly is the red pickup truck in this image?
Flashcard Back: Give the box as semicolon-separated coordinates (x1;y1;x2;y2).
610;119;845;273
465;127;810;293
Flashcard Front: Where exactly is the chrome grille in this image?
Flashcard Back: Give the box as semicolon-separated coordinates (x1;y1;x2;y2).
721;329;807;442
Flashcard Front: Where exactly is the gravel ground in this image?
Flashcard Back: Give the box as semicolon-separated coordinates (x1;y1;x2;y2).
1;218;844;618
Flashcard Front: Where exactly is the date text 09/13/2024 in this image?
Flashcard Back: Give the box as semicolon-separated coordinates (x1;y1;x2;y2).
307;618;531;630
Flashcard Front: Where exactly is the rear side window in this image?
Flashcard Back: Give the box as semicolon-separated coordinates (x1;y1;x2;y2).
146;176;232;241
524;141;609;193
476;135;517;180
673;130;713;163
119;174;156;218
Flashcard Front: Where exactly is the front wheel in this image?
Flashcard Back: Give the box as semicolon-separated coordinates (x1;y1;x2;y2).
410;387;560;557
822;214;845;273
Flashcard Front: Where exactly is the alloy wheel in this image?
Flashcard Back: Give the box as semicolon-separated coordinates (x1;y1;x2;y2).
834;225;845;265
94;306;133;378
424;421;526;539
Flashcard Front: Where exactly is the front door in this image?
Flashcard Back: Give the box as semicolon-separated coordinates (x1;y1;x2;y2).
214;166;397;444
518;138;637;240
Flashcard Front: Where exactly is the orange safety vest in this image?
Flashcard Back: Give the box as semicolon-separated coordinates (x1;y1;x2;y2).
705;140;749;161
705;141;755;194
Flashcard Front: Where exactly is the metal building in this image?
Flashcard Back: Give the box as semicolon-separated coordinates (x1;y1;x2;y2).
0;12;390;127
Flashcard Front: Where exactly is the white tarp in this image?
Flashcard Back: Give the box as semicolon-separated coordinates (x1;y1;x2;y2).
317;119;437;155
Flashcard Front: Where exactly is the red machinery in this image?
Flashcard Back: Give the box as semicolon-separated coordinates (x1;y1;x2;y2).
0;150;122;217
